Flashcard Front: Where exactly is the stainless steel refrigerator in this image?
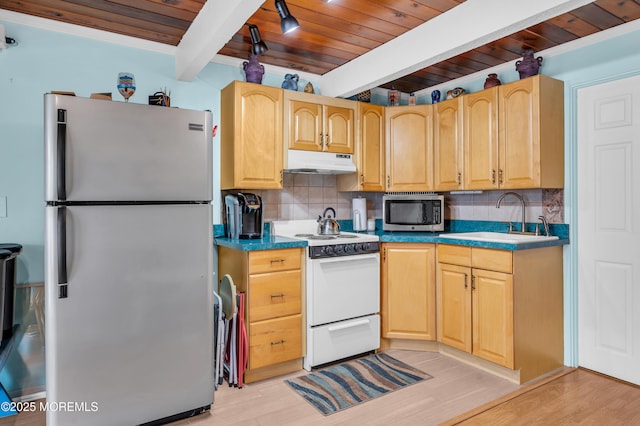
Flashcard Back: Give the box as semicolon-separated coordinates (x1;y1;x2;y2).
44;94;214;425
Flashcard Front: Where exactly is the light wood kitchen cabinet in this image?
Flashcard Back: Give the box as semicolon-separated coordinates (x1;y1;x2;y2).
220;81;283;190
381;243;436;342
385;105;434;191
218;246;304;383
434;97;464;191
337;102;385;192
284;90;355;154
464;86;500;189
437;244;564;384
463;75;564;190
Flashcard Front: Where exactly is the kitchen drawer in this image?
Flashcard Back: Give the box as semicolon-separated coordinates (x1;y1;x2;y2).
307;314;380;368
438;244;471;266
249;248;301;274
248;269;301;322
249;314;302;370
472;248;512;273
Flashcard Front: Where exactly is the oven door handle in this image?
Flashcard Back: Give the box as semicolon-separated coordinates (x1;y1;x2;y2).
327;319;371;332
312;253;379;263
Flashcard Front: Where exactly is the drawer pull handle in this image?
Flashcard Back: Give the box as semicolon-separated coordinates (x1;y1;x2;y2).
269;259;285;265
327;319;370;332
271;339;286;346
270;293;286;300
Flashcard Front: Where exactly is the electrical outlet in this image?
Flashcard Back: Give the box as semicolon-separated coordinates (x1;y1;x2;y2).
0;196;7;218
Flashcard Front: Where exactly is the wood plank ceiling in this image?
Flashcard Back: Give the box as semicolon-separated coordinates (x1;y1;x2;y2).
2;0;640;93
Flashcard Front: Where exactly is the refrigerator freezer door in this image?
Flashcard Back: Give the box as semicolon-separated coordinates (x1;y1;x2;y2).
44;94;212;202
45;204;214;425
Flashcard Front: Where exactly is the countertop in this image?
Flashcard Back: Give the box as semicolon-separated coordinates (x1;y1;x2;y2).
214;220;570;252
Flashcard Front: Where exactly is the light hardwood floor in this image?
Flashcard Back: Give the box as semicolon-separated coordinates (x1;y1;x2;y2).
2;349;638;425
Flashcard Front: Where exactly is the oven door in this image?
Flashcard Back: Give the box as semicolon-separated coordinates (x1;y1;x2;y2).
307;253;380;326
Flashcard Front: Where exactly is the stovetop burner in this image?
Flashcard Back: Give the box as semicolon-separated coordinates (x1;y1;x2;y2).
294;233;359;240
295;234;336;240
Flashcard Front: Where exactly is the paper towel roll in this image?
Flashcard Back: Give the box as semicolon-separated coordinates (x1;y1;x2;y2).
352;198;367;231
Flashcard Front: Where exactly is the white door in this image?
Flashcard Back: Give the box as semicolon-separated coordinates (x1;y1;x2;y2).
577;74;640;385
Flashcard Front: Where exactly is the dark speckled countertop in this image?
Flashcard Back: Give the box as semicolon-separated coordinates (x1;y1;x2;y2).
214;220;569;252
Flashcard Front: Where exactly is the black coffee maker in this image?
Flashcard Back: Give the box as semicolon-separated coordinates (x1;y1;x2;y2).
224;193;263;239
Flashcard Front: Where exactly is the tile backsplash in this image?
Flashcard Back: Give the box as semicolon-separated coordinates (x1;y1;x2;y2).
225;175;564;225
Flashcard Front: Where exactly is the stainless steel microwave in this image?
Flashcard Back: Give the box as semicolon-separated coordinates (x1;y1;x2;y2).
382;193;444;232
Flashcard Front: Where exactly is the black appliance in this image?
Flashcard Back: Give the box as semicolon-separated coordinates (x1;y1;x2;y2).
224;193;264;239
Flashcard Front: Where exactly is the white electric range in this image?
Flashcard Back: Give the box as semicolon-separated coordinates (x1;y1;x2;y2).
271;220;380;370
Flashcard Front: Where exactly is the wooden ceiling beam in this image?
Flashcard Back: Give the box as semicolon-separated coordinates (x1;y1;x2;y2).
176;0;264;81
320;0;597;97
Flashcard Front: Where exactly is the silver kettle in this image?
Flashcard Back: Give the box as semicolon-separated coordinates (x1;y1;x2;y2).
317;207;340;235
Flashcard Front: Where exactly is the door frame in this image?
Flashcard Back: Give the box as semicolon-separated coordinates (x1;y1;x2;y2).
565;69;640;367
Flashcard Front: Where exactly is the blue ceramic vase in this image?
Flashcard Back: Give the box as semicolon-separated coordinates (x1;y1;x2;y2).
282;73;299;91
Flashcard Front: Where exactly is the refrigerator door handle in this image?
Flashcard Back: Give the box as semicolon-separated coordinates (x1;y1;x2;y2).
57;206;69;294
57;109;67;201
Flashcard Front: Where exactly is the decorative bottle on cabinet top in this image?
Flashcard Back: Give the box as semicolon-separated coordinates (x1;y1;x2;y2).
243;54;265;84
515;49;543;79
484;73;501;89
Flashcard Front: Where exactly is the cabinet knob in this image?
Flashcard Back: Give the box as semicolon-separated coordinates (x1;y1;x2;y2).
471;275;476;291
270;339;286;346
457;172;461;185
498;169;504;185
360;174;364;184
464;273;468;288
270;293;286;300
270;259;285;265
491;170;496;185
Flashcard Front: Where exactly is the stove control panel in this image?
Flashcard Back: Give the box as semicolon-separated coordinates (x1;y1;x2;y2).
309;241;380;259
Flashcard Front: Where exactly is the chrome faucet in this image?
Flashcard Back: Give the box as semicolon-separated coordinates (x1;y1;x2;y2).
496;191;526;233
537;215;551;237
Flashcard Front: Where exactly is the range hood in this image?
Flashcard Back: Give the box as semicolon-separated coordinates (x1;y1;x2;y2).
285;149;356;174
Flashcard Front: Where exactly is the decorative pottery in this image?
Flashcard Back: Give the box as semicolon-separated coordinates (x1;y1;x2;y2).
282;73;299;90
356;89;371;102
446;87;465;100
304;82;315;94
431;90;441;104
388;88;399;106
243;54;264;84
484;73;502;89
516;49;543;79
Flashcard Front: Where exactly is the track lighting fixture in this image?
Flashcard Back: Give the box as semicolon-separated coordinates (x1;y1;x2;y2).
275;0;300;34
245;23;268;55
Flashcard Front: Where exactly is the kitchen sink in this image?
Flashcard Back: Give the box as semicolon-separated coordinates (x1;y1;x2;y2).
439;232;559;244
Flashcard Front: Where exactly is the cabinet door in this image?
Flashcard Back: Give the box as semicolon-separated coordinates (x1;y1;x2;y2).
324;105;354;154
437;263;472;352
499;77;540;189
359;103;385;191
472;268;514;368
381;243;436;341
434;98;463;191
385;105;433;191
288;99;323;151
464;87;499;190
220;82;283;189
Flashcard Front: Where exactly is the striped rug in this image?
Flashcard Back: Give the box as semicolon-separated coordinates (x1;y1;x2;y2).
285;352;432;415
